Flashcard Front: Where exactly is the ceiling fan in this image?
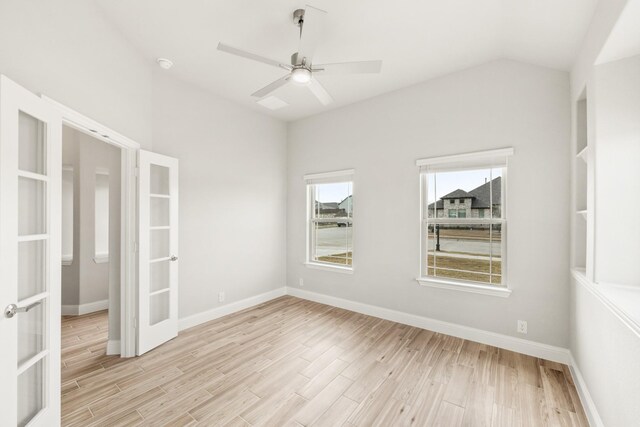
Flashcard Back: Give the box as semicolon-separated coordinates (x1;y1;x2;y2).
217;5;382;106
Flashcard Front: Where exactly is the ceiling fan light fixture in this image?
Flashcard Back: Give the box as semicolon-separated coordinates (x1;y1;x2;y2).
156;58;174;70
291;67;312;84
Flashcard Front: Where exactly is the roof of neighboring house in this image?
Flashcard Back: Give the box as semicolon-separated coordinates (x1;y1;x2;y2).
339;195;352;205
469;176;501;208
428;176;501;210
441;189;473;199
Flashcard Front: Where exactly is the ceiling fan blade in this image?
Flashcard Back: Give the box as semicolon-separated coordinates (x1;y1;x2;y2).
297;5;327;64
217;43;291;70
307;78;333;106
313;60;382;75
251;75;290;98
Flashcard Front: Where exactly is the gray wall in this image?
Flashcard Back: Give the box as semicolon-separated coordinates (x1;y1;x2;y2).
61;127;121;339
151;71;288;320
0;0;153;149
287;59;571;347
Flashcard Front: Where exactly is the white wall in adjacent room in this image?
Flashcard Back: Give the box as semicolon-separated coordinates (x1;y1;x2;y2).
151;71;288;320
287;59;571;347
61;127;121;340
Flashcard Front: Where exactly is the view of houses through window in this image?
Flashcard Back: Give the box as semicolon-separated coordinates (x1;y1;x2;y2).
424;167;504;285
309;181;353;267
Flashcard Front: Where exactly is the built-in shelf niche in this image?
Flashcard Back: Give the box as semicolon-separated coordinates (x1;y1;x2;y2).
573;90;589;272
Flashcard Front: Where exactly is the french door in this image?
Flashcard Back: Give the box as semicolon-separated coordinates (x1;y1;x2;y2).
137;150;179;355
0;75;62;425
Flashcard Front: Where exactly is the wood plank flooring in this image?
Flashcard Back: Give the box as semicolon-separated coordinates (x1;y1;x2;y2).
61;296;588;426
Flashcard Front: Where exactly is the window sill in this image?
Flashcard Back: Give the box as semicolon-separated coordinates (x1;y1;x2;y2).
571;268;640;338
61;256;73;267
416;277;512;298
304;262;353;274
93;254;109;264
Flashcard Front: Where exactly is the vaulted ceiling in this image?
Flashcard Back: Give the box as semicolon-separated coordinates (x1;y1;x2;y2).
96;0;598;121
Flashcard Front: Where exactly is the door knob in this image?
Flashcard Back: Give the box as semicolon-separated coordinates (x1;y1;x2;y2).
170;256;178;262
4;301;41;319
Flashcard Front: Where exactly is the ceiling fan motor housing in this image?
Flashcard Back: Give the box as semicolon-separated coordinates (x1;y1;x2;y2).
290;52;309;67
293;9;305;26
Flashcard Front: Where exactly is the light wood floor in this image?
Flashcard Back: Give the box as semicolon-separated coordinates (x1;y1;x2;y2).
61;296;588;426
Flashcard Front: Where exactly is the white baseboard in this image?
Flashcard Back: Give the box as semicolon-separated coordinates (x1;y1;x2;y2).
106;340;120;356
61;299;109;316
286;287;571;364
178;287;287;331
569;353;604;427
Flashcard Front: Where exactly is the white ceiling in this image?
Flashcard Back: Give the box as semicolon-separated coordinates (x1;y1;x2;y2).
96;0;597;121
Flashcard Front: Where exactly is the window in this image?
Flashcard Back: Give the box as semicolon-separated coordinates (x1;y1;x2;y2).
418;148;513;290
94;169;109;263
458;198;465;204
450;199;455;205
305;169;354;270
61;166;74;265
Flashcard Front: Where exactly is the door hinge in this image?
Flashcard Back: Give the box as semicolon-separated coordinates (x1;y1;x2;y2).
133;318;137;329
133;242;138;253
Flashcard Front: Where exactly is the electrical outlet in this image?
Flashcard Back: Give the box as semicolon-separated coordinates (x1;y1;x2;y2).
517;320;528;334
299;278;304;287
218;291;225;303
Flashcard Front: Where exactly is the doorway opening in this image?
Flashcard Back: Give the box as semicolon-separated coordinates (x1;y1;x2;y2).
60;125;122;356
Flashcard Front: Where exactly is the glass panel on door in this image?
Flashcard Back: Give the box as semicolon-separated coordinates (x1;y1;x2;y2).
18;358;45;427
18;240;45;300
17;109;49;426
18;111;46;175
150;260;170;293
150;164;170;195
18;177;46;236
149;291;170;326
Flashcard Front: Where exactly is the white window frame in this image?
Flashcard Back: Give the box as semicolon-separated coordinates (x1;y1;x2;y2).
416;148;513;297
304;169;354;273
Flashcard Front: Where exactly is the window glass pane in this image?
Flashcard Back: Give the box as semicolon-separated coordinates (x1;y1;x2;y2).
313;182;352;219
312;221;352;266
490;223;502;285
427;168;502;220
62;168;74;262
94;172;109;258
426;173;436;219
491;167;503;218
426;223;501;285
19;177;46;236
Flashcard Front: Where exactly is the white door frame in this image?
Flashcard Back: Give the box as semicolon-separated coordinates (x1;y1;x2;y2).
41;96;139;357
